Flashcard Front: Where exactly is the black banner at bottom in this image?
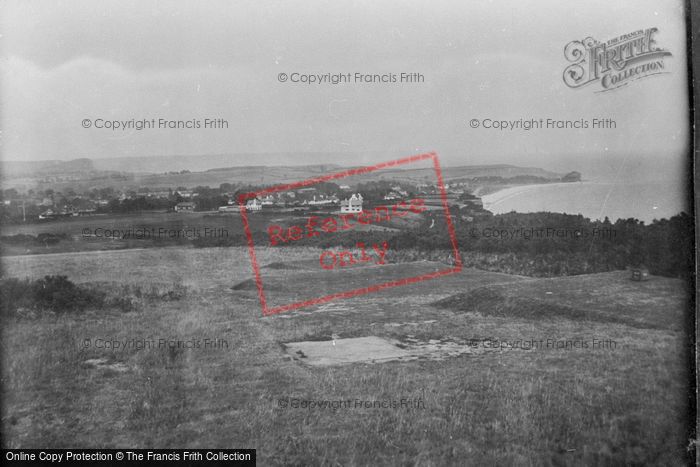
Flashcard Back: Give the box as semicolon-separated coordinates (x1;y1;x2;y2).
3;449;255;466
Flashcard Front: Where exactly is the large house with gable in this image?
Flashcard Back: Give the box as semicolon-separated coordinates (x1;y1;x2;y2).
340;193;363;213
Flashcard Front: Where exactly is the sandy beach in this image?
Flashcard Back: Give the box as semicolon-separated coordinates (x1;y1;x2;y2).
479;180;685;222
480;182;594;210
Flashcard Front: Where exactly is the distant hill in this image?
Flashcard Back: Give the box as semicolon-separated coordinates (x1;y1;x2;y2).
357;164;564;183
1;154;569;191
4;154;563;177
90;154;343;174
133;164;346;188
1;154;343;178
128;163;566;189
2;158;96;177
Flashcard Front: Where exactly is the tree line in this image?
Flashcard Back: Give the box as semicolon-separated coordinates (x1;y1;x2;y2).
192;210;693;279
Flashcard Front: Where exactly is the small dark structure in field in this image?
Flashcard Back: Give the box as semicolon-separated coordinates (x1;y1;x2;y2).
630;267;649;281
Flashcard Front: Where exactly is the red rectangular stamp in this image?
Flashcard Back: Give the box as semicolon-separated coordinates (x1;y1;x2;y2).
238;152;462;315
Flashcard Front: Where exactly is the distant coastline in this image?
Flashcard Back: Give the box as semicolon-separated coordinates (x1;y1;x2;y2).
480;181;685;223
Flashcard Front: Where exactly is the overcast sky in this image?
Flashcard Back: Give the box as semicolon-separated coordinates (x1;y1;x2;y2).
0;0;690;180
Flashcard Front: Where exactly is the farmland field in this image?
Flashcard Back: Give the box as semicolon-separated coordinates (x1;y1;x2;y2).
0;246;691;465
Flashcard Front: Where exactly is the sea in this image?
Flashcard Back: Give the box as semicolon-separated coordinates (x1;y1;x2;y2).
481;181;689;223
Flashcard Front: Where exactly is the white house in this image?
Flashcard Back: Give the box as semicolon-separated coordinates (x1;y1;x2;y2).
246;198;263;211
340;193;363;213
175;202;196;212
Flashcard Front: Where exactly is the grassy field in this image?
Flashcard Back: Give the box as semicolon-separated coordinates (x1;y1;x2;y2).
0;246;692;465
0;208;422;256
1;210;256;254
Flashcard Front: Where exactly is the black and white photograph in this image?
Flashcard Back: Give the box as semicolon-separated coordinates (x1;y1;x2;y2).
0;0;696;465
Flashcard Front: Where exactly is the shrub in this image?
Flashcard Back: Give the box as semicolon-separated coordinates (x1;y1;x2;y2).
1;275;106;317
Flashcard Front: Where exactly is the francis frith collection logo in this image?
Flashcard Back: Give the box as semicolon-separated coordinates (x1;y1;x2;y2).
563;27;671;91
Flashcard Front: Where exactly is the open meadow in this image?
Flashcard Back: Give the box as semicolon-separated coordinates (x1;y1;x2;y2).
0;246;692;465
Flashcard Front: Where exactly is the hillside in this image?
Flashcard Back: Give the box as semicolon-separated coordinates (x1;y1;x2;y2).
133;164;344;188
1;246;690;465
3;153;564;179
90;154;349;174
2;158;97;177
130;163;566;188
434;271;688;331
1;153;568;192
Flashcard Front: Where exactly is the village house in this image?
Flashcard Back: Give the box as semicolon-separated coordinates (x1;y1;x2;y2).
176;190;194;199
147;190;172;199
261;195;276;206
340;193;363;213
38;209;55;220
246;198;263;211
308;194;339;205
175;202;196;212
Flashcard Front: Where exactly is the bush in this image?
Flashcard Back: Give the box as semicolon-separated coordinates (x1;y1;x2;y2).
1;276;189;319
1;275;106;317
33;275;104;311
